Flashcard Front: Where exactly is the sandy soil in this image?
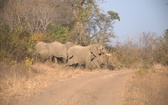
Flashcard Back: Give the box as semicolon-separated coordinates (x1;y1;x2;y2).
16;70;132;105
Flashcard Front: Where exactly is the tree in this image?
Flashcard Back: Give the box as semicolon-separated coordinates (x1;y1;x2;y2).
108;11;120;21
88;10;120;45
0;0;120;61
139;32;159;63
1;0;73;33
65;0;96;45
155;29;168;65
64;0;120;45
0;0;118;45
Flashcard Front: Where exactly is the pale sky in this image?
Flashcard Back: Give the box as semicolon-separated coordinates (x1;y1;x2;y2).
99;0;168;43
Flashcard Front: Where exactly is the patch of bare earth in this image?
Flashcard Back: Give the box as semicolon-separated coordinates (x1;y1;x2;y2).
16;69;132;105
0;62;92;105
123;64;168;105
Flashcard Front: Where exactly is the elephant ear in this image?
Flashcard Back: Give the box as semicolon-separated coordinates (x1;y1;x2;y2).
89;45;99;58
97;45;103;54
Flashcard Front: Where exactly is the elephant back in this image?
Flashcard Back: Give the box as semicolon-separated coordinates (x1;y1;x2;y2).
35;41;47;52
47;41;67;57
67;45;89;59
65;42;74;49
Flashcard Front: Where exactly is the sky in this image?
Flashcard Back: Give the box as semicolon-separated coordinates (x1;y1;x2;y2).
99;0;168;43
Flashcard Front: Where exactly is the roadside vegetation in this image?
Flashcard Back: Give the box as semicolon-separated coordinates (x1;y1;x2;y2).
0;0;167;105
123;64;168;105
0;62;93;105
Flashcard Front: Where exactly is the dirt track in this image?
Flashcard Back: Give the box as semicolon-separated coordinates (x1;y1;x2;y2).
17;70;132;105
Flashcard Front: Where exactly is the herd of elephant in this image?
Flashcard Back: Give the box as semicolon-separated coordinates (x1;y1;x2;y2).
34;41;111;69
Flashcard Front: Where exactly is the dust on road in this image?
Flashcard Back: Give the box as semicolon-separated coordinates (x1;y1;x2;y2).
16;70;132;105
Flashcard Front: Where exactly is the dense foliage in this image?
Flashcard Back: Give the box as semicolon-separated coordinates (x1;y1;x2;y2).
109;31;168;68
0;0;167;67
0;0;118;62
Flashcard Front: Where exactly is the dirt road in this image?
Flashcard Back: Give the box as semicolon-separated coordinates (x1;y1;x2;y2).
17;70;132;105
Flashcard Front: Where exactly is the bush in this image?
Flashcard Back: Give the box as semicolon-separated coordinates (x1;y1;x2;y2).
0;27;33;62
109;47;141;69
46;24;69;43
0;23;70;62
154;29;168;65
31;33;47;43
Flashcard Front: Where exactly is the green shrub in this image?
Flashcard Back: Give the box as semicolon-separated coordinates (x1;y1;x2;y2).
0;27;33;62
0;23;71;62
46;24;69;43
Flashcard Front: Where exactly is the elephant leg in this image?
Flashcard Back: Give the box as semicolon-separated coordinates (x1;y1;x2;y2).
56;57;63;64
55;57;58;63
65;57;73;66
65;56;79;68
104;55;109;68
92;58;101;69
40;56;47;63
62;58;67;64
86;60;91;69
41;58;47;63
52;57;57;63
50;56;54;62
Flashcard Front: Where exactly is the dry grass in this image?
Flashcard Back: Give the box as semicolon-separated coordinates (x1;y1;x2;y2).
0;62;93;105
123;64;168;105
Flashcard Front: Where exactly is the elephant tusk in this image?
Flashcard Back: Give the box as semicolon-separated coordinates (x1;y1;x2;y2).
105;53;111;56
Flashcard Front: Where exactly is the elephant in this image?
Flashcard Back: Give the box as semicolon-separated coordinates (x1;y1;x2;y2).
34;41;50;62
65;42;74;49
34;41;74;63
66;44;111;69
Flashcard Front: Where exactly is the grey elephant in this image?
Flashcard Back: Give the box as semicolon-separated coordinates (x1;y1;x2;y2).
66;44;111;69
34;41;74;63
34;41;50;62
